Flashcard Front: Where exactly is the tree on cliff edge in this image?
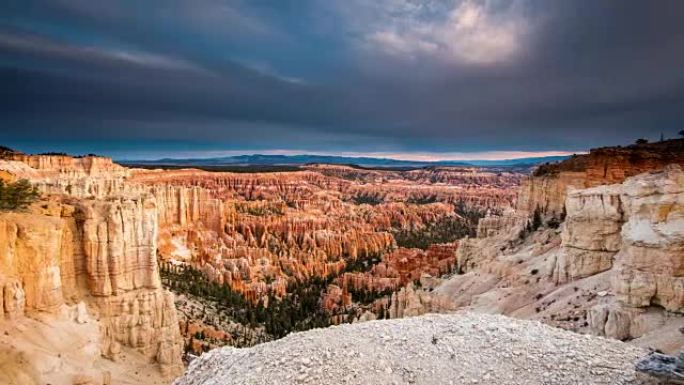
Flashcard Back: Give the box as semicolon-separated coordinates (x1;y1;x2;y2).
0;179;40;210
678;129;684;138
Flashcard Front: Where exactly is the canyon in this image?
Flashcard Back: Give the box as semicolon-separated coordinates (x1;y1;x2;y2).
0;139;682;384
0;149;518;383
420;139;684;353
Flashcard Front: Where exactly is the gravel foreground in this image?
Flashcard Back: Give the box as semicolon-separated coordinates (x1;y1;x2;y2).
173;312;657;385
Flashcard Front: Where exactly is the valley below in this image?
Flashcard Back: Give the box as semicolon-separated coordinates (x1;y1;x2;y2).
0;139;682;384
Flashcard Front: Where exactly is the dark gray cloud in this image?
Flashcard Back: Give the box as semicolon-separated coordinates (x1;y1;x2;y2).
0;0;682;157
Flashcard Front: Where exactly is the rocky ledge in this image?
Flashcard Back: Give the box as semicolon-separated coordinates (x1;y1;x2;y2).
174;312;657;385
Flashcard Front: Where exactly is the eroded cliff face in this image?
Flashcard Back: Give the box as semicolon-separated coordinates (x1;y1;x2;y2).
613;166;684;310
517;139;684;217
552;185;624;284
0;155;130;199
424;143;684;353
0;193;183;384
552;165;683;311
582;165;684;347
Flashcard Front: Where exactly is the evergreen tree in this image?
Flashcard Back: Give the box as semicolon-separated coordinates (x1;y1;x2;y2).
0;179;40;210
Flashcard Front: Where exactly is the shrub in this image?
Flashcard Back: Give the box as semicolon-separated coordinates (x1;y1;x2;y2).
351;193;383;205
0;179;40;210
407;195;438;205
393;216;471;249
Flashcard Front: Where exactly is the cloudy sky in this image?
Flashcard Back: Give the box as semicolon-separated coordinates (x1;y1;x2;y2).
1;0;682;160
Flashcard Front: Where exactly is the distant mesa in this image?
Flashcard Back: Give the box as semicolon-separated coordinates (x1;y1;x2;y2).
120;153;572;169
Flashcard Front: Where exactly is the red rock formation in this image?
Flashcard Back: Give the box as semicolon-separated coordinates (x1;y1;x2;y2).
0;151;524;367
320;244;458;315
517;139;684;217
126;166;512;301
339;244;458;292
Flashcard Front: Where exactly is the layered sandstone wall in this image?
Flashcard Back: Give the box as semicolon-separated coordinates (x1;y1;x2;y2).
427;143;684;352
552;184;624;284
475;209;527;239
0;196;184;382
0;155;130;198
552;165;683;311
517;139;684;217
79;197;161;296
611;166;684;311
0;208;70;316
516;171;585;217
442;166;684;350
570;165;683;344
386;283;456;319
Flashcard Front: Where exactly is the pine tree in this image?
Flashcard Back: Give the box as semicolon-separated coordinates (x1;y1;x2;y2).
0;179;40;210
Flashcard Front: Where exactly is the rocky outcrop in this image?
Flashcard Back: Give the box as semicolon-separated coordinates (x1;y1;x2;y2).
518;139;684;217
0;209;68;315
0;196;184;383
95;289;182;374
385;283;456;319
516;169;586;218
552;184;624;284
79;197;161;296
475;209;527;239
1;279;25;319
550;165;684;342
150;184;226;231
635;348;684;384
0;154;130;198
430;142;684;353
611;165;684;312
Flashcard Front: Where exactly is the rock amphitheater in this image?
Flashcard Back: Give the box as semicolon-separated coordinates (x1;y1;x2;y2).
0;139;682;384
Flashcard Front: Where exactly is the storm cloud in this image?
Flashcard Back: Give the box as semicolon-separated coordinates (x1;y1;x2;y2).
1;0;682;158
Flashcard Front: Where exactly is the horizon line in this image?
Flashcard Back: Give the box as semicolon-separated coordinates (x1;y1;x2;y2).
117;150;582;163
